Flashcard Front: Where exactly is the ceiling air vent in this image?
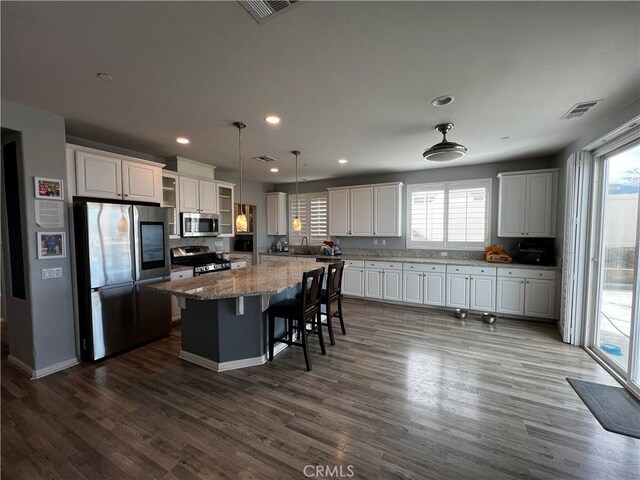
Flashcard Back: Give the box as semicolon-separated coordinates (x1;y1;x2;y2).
253;155;278;163
560;100;603;120
239;0;301;24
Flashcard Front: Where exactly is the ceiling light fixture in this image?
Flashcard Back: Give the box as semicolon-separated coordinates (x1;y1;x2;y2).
338;158;348;164
176;137;190;144
431;95;454;107
96;72;113;81
292;150;302;232
233;121;248;233
270;167;279;173
265;115;281;125
423;123;467;162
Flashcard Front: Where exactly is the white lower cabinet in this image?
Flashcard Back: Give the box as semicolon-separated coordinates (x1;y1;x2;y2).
365;262;402;301
424;272;446;306
497;268;557;319
524;279;556;319
446;274;470;309
364;269;383;299
383;269;403;301
402;271;423;304
170;269;194;322
340;259;556;320
342;260;365;297
496;278;525;315
470;275;496;312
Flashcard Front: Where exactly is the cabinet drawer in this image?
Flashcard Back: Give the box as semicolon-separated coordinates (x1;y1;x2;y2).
447;265;496;276
497;268;556;280
366;261;402;270
344;259;365;268
171;270;193;281
403;263;446;273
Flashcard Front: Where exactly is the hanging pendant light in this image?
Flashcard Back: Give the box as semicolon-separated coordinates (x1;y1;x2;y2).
423;123;467;162
233;121;248;233
291;150;302;232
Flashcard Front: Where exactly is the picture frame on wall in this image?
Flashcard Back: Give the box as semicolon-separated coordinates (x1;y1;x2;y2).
34;177;64;200
37;232;66;259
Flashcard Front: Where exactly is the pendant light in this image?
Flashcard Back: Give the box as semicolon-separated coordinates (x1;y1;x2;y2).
291;150;302;232
423;123;467;162
233;121;248;233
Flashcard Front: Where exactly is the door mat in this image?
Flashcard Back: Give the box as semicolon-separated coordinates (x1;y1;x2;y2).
567;377;640;439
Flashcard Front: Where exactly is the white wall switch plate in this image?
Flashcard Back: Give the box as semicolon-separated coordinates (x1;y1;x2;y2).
42;267;62;279
440;251;448;257
373;239;378;245
381;239;386;245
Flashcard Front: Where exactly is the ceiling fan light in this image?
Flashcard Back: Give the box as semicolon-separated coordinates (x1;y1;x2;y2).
423;123;467;162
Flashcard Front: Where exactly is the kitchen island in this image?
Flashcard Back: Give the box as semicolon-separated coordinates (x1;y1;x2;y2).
146;260;321;372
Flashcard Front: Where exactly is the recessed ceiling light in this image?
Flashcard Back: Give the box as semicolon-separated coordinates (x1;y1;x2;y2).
431;95;454;107
338;158;348;164
176;137;190;144
270;167;279;173
264;115;281;125
97;72;113;81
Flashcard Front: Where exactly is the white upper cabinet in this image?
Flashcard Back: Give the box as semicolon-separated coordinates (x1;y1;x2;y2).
177;177;219;214
74;147;163;204
328;182;403;237
328;189;350;236
497;169;557;238
179;176;200;213
75;151;122;200
266;192;287;236
525;173;555;237
374;184;402;236
122;161;162;202
216;181;235;237
350;187;374;236
198;180;217;214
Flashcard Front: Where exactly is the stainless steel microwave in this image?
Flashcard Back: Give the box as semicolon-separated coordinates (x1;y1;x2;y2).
181;212;219;237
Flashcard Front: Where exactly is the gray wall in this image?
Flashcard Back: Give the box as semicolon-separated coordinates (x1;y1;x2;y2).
552;96;640;255
1;100;77;371
274;156;557;255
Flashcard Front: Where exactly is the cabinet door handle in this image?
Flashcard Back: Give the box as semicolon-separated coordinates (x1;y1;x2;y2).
124;194;129;197
520;280;524;284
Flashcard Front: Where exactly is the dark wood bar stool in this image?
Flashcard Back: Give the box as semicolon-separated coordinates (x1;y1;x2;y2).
321;260;346;345
267;267;326;371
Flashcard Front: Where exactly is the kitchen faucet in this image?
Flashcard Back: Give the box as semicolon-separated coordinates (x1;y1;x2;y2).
301;236;309;254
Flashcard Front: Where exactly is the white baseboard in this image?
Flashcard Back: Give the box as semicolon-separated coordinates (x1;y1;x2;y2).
8;355;78;379
7;355;33;377
33;357;79;379
179;341;289;373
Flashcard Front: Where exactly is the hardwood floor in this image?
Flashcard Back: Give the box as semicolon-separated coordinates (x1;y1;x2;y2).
2;299;638;480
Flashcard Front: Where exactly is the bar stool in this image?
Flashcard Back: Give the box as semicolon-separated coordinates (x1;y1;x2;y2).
267;267;326;371
322;261;346;345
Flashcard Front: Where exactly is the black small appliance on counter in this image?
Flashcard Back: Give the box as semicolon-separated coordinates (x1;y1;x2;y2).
515;239;554;266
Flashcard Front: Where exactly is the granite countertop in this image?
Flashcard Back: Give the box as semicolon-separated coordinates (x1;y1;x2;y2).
260;252;559;271
148;260;321;301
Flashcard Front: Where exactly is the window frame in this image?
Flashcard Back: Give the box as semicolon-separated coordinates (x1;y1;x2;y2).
288;191;329;245
405;178;492;250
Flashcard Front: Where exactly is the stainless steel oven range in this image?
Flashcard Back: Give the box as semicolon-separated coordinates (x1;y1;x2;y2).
170;245;231;276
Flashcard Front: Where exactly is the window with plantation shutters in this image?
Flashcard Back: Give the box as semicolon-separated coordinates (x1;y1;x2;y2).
407;179;491;249
289;192;329;245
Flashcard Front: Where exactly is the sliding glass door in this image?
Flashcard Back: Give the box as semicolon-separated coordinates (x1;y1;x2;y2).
589;140;640;396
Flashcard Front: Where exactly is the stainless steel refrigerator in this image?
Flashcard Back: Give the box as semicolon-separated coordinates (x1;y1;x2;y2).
74;201;172;361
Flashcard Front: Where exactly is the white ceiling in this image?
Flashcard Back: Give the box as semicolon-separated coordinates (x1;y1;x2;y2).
2;1;639;182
